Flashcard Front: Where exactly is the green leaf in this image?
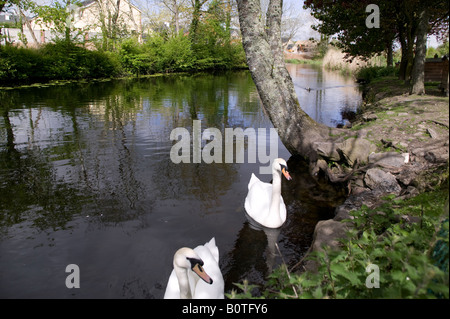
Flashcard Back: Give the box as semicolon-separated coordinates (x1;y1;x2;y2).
331;263;361;286
390;270;406;282
312;286;324;299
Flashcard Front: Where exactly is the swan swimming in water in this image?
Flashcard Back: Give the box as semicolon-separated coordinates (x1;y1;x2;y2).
164;237;224;299
244;158;292;228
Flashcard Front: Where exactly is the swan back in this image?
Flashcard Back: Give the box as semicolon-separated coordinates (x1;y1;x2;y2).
192;237;224;299
202;237;219;263
247;173;261;190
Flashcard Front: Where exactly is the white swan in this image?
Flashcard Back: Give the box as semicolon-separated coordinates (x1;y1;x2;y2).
163;237;224;299
244;158;292;228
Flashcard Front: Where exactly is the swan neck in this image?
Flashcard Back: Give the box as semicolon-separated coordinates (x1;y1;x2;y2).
272;172;282;195
175;266;192;299
268;171;282;223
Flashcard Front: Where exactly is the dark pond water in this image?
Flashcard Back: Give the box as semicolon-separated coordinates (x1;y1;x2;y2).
0;64;360;298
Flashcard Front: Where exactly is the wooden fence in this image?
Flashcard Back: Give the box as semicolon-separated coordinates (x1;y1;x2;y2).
425;56;449;95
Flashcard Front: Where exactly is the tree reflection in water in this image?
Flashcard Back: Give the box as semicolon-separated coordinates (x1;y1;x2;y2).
0;68;354;298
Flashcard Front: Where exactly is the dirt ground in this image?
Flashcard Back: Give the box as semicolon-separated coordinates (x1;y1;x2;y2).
354;77;449;179
313;76;448;193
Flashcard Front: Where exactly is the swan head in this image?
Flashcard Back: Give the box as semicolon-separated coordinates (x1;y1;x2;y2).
174;247;213;284
272;158;292;180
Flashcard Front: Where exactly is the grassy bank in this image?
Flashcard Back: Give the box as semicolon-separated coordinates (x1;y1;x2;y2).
322;46;389;76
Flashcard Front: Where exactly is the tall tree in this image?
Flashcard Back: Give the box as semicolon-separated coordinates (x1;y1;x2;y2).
159;0;188;34
305;0;449;90
236;0;336;160
304;0;397;64
94;0;130;50
189;0;207;45
280;1;302;43
410;6;428;95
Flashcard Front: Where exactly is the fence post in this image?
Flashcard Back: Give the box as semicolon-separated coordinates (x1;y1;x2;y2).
440;56;449;96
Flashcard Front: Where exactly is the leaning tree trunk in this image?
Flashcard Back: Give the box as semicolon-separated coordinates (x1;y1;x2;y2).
410;7;429;95
236;0;334;161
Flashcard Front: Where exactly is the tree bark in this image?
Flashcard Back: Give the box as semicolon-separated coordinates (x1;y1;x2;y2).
404;28;415;84
410;7;429;95
398;22;415;83
386;41;393;67
236;0;334;160
111;0;121;48
189;0;207;44
398;26;408;80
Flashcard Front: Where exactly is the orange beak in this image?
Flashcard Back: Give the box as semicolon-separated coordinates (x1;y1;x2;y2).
192;263;213;285
282;167;292;180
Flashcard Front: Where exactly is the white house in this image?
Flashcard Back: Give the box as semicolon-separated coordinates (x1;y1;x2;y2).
27;0;142;44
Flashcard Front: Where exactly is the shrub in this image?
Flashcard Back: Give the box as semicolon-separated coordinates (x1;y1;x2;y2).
0;42;120;85
119;35;195;75
356;66;399;83
119;38;154;75
1;34;246;85
40;41;120;80
0;45;45;83
159;34;194;71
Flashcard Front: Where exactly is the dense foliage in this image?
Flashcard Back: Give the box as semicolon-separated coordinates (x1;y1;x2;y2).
356;66;399;83
304;0;449;86
0;41;120;84
0;33;246;85
426;42;450;58
118;33;245;76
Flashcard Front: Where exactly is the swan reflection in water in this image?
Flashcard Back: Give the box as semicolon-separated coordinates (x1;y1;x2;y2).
245;213;282;274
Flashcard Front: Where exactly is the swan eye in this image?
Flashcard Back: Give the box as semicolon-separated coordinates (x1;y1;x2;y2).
280;164;287;171
187;257;204;269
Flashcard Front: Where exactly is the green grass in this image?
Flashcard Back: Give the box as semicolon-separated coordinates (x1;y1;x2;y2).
285;59;322;66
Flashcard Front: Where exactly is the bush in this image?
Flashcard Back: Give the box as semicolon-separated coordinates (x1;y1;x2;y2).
119;38;153;75
118;33;246;75
118;35;195;75
0;45;45;83
40;41;120;80
356;66;399;83
1;34;247;85
0;42;120;85
159;34;195;71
